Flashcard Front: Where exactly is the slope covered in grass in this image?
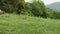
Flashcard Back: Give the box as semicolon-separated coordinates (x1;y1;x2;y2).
0;14;60;34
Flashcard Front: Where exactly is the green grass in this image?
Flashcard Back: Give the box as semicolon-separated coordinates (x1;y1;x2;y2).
0;14;60;34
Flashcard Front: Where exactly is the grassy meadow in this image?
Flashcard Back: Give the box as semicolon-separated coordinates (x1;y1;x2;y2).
0;14;60;34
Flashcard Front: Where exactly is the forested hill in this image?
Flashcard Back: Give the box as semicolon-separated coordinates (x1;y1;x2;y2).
47;2;60;10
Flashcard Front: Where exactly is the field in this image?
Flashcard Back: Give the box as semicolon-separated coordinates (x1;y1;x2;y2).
0;14;60;34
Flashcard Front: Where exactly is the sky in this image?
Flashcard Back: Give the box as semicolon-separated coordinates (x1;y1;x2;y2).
42;0;60;5
25;0;60;5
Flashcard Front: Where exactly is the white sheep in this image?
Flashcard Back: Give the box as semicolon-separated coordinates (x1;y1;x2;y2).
0;10;5;15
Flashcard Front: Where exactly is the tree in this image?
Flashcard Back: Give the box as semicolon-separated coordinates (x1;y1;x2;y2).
31;0;48;18
0;0;25;13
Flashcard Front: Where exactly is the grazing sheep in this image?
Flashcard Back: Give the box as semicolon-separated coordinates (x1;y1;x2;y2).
0;10;5;15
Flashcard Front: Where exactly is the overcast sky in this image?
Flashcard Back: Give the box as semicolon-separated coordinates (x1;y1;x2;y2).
25;0;60;5
42;0;60;5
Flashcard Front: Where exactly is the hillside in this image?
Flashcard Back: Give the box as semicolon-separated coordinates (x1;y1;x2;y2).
47;2;60;10
0;14;60;34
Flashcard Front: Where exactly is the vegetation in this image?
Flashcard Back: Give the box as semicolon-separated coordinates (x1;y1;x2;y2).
0;14;60;34
0;0;60;34
0;0;60;19
0;0;25;13
30;0;47;18
0;0;48;18
47;8;60;19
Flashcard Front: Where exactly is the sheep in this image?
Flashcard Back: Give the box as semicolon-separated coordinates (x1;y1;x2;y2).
0;10;5;15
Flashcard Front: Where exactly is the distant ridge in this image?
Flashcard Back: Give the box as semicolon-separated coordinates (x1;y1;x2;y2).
47;2;60;10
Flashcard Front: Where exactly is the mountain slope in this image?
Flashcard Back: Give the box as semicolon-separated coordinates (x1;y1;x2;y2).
47;2;60;10
0;14;60;34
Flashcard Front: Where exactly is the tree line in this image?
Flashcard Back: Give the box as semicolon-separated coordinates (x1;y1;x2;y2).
0;0;60;19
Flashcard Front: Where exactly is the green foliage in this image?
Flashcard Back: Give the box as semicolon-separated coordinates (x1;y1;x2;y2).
20;2;33;16
0;0;33;16
31;0;47;18
0;0;25;13
0;0;48;18
47;8;60;19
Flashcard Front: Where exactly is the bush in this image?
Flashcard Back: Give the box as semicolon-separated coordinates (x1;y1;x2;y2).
47;8;60;19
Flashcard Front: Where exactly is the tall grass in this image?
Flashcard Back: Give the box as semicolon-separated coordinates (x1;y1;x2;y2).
0;14;60;34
